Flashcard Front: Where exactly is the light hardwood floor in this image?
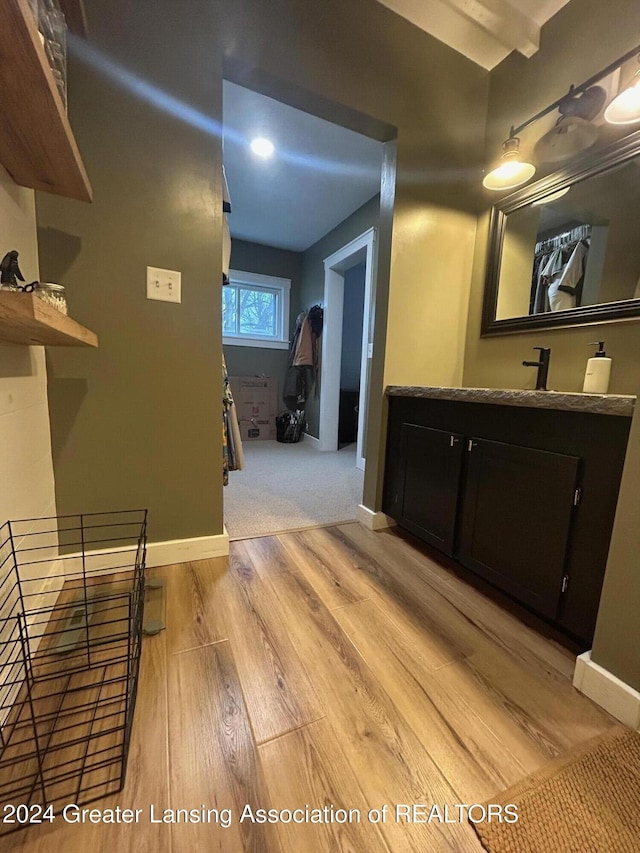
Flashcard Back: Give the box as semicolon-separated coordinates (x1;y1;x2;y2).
11;523;615;852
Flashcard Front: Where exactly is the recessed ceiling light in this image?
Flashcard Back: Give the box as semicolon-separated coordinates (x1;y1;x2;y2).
250;137;275;158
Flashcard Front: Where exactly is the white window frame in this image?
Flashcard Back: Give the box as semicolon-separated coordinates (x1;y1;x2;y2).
223;269;291;350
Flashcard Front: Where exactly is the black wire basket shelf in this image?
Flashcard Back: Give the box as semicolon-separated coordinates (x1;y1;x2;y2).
0;510;147;835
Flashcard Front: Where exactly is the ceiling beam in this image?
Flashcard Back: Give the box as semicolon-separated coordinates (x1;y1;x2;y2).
375;0;544;69
440;0;539;57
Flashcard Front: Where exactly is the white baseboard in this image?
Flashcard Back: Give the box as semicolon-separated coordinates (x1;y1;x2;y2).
146;528;230;567
304;433;320;447
357;504;397;531
573;650;640;729
58;527;230;574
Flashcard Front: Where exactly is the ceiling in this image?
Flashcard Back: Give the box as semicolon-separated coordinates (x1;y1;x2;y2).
222;81;383;252
374;0;571;70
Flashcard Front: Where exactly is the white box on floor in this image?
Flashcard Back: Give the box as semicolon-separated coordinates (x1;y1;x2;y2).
230;376;278;441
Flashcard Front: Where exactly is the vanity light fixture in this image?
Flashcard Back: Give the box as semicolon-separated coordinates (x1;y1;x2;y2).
483;42;640;191
604;65;640;124
482;135;536;191
531;187;570;205
534;86;605;164
534;115;599;163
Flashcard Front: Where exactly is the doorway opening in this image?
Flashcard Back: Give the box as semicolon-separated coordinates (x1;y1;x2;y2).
319;227;376;471
221;78;393;539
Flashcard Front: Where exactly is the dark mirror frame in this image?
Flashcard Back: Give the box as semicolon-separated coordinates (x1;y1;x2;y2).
481;126;640;336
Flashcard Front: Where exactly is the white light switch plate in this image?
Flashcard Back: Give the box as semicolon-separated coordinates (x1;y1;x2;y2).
147;266;181;303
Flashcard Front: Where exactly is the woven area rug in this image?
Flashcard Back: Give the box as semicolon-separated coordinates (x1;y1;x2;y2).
472;726;640;853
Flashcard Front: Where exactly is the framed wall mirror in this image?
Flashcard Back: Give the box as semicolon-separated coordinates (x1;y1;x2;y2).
481;127;640;336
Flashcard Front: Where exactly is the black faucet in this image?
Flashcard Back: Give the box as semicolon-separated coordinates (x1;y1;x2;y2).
523;347;551;391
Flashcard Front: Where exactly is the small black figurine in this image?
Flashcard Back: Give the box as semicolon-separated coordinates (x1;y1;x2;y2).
1;250;25;285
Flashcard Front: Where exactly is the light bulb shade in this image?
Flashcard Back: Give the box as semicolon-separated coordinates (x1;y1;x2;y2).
604;76;640;124
482;138;536;191
534;116;598;164
531;187;570;206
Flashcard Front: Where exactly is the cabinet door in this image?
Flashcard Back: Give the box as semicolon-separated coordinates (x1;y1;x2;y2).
457;438;579;619
399;424;464;556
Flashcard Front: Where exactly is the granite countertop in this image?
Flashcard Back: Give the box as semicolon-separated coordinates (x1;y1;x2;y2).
386;386;636;417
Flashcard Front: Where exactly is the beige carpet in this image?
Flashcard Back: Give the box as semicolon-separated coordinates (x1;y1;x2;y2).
472;725;640;853
223;439;364;539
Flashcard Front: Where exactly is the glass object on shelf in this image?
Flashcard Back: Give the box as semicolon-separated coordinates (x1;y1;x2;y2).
38;0;68;111
36;282;68;314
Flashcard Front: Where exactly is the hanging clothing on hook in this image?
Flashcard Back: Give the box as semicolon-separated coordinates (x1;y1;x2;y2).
292;312;314;367
530;225;591;314
548;240;589;312
282;306;324;411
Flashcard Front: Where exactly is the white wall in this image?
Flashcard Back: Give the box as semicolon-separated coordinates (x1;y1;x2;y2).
0;166;57;724
0;166;56;526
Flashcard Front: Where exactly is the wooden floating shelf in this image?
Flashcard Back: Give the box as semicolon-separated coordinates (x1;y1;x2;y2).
0;0;92;202
0;292;98;347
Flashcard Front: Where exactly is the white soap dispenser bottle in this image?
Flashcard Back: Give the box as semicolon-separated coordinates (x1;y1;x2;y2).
583;341;612;394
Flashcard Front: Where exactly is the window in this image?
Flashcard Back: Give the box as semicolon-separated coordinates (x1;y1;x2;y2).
222;270;291;349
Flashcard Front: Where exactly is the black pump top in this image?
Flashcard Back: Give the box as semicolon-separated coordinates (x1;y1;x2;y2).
589;341;608;358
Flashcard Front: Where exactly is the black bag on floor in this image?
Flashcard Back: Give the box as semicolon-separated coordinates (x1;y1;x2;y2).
276;410;306;443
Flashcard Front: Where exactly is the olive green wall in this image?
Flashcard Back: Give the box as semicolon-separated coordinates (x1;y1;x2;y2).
300;195;380;439
464;0;640;691
592;401;640;691
496;207;540;320
36;0;488;542
224;238;303;403
36;0;223;542
584;169;640;305
341;263;367;390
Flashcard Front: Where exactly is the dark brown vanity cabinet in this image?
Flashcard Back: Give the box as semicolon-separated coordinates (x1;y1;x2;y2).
395;424;464;555
457;439;579;620
383;395;632;644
